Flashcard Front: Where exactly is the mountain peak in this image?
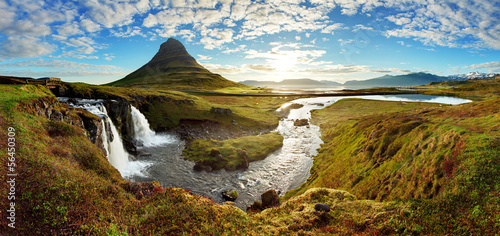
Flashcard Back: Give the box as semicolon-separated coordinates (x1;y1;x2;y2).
157;38;187;55
108;38;245;90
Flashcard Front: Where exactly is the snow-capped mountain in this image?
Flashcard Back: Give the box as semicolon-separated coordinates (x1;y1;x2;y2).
448;71;496;80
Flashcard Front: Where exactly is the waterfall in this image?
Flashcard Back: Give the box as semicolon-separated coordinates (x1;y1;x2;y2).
99;106;130;174
130;106;173;147
57;98;131;176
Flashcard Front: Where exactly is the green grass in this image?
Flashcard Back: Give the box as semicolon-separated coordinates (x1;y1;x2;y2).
286;96;500;234
183;132;284;171
419;77;500;101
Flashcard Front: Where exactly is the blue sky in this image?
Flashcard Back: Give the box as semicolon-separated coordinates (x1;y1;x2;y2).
0;0;499;85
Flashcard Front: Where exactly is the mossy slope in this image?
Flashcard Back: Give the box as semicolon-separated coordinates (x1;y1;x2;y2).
287;96;500;234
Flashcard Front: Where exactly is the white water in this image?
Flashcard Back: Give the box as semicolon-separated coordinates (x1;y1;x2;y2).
100;106;130;174
130;106;175;147
57;98;152;178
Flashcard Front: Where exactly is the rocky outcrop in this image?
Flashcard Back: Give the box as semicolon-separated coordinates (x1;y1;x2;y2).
248;189;281;212
104;100;137;154
210;107;232;116
222;190;238;201
19;96;107;154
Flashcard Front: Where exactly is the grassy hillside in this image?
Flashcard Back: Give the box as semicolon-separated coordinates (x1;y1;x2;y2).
286;95;500;234
0;84;415;235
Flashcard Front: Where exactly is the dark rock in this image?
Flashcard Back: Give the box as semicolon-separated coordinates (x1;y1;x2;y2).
247;200;263;212
193;162;204;172
68;98;78;104
222;190;238;201
138;152;152;158
204;165;213;172
314;203;331;212
210;107;233;116
261;189;280;208
104;100;136;154
51;111;63;121
293;119;309;126
236;149;249;169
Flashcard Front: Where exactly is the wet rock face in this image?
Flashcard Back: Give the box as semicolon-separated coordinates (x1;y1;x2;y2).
104;100;136;154
79;113;106;153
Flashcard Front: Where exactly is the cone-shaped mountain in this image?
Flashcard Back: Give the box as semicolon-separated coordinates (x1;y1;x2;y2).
108;38;245;90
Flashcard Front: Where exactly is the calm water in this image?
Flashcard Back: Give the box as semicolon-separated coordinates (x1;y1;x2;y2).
129;94;472;209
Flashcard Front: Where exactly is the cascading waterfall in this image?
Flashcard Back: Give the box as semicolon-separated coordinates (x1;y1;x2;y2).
130;106;174;147
99;106;130;174
57;98;132;176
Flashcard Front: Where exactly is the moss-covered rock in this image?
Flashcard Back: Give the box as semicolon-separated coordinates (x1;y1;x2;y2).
183;132;283;171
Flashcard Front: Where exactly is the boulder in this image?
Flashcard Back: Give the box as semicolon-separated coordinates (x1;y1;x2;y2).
293;119;309;126
314;203;331;212
222;190;238;201
247;200;263;212
261;189;280;208
210;107;233;116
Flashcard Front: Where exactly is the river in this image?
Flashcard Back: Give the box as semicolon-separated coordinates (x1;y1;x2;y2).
125;94;471;209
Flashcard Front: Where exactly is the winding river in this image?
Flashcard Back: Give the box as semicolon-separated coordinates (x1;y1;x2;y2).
127;94;471;209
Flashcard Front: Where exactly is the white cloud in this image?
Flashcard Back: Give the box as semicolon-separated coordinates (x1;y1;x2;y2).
464;61;500;73
57;21;84;36
82;0;151;28
197;54;212;61
80;18;102;33
295;36;301;41
0;37;56;59
383;0;500;49
0;58;128;78
321;23;345;34
111;26;146;38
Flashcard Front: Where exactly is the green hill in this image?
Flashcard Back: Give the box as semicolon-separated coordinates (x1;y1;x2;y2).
108;38;247;90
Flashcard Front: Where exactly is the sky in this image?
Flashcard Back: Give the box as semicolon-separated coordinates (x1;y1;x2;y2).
0;0;499;85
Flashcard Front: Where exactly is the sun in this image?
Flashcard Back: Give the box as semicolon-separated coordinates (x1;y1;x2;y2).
270;53;297;72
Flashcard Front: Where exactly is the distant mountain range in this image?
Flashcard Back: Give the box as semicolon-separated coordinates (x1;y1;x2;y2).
343;72;448;88
240;78;341;89
448;71;496;80
240;72;498;89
